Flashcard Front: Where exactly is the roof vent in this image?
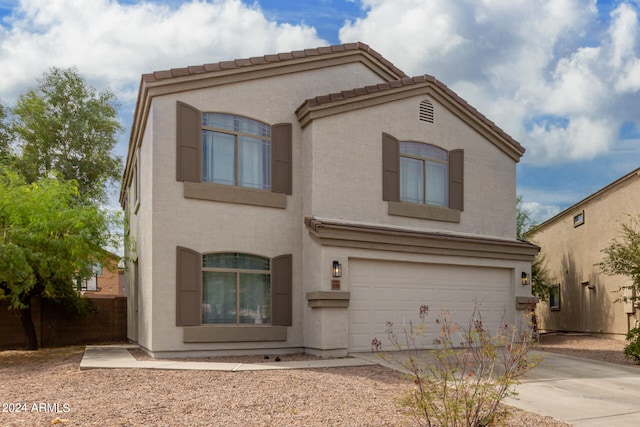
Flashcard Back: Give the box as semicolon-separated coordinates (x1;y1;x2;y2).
419;99;434;123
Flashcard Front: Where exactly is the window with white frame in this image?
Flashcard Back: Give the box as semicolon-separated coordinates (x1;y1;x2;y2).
202;113;271;190
202;253;271;324
400;141;448;207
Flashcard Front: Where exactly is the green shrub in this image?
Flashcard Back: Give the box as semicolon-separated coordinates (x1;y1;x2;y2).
624;327;640;364
373;305;541;427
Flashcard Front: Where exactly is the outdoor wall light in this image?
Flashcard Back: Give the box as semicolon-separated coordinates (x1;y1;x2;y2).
332;261;342;278
521;272;529;286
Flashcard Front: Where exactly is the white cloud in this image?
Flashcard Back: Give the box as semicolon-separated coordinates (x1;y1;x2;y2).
0;0;325;102
528;117;616;162
339;0;640;166
521;200;562;226
1;0;639;172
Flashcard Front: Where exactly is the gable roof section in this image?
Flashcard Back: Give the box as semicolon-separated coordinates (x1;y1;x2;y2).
120;42;408;205
142;42;407;84
295;75;526;162
528;167;640;235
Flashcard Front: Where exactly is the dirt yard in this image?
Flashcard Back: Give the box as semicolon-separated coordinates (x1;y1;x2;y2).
1;334;633;426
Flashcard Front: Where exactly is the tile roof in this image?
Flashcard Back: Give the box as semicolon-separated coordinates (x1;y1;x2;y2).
141;42;408;83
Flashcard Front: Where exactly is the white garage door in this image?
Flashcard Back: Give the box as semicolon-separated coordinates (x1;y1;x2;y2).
349;259;512;352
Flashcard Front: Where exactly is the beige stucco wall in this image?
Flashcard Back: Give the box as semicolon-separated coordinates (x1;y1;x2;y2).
303;95;517;239
531;173;640;339
125;57;531;356
126;107;155;349
135;63;392;354
301;236;533;354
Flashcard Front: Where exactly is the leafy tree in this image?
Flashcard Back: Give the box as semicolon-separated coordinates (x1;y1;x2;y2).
516;195;535;240
517;195;552;300
0;167;120;349
598;215;640;302
7;67;123;203
531;253;552;301
0;102;10;163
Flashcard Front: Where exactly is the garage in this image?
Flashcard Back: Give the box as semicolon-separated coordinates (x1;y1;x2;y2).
348;259;513;352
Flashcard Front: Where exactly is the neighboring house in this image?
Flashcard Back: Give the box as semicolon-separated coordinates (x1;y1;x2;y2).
527;168;640;340
120;42;538;358
80;253;124;297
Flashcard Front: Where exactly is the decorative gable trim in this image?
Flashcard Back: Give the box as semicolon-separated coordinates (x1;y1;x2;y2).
295;75;525;162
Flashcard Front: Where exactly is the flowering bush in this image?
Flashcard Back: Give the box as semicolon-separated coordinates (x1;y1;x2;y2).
372;305;541;427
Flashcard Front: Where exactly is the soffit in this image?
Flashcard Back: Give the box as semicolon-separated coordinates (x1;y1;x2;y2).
305;217;540;261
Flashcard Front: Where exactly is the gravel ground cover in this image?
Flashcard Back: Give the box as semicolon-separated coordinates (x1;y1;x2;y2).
2;333;631;426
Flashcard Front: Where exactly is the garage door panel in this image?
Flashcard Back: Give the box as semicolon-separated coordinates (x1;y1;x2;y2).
349;260;512;352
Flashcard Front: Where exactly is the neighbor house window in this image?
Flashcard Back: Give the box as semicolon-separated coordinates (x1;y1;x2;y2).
202;113;271;190
80;263;101;291
573;210;585;227
549;285;560;311
400;141;448;207
202;253;271;324
93;263;103;277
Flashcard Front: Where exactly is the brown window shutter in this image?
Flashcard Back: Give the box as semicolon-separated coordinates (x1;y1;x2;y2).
271;254;292;326
382;132;400;201
176;102;201;183
449;149;464;211
176;246;201;326
271;123;292;195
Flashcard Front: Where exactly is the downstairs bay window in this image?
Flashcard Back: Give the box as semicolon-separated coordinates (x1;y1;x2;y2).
176;247;292;332
202;253;271;324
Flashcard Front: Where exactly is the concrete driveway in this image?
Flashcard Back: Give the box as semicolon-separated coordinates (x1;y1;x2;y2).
506;350;640;426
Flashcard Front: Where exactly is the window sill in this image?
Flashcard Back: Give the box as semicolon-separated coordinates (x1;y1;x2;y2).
183;325;287;343
184;182;286;209
388;201;460;223
306;291;351;308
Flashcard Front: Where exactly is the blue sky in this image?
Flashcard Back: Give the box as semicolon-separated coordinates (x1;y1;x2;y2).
1;0;639;224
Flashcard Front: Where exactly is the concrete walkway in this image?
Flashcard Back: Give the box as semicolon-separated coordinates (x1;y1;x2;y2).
81;346;640;426
79;345;376;371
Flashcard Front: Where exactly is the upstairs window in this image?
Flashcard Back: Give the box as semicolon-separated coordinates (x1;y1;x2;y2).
176;102;292;201
400;141;448;207
202;114;271;190
382;132;463;221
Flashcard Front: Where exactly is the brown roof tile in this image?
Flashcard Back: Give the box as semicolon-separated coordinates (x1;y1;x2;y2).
234;58;252;67
170;67;190;77
141;42;407;83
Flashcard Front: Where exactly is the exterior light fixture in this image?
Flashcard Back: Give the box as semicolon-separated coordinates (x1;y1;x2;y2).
521;272;529;286
332;261;342;278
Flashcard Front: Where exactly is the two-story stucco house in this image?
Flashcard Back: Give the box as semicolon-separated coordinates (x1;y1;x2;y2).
527;167;640;339
120;42;539;358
